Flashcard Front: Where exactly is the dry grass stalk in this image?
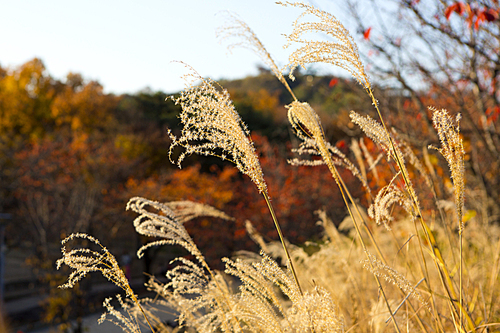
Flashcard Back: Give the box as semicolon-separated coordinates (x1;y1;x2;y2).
54;2;500;332
56;233;156;332
168;66;302;295
429;108;465;231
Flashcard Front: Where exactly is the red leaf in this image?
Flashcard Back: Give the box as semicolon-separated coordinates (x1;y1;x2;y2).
363;27;372;40
486;106;500;124
445;4;457;19
445;2;467;20
457;2;467;15
329;78;339;87
403;99;411;110
475;15;483;29
483;8;499;21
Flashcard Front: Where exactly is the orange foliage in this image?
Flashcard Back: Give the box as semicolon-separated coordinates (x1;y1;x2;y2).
14;135;137;256
51;78;118;133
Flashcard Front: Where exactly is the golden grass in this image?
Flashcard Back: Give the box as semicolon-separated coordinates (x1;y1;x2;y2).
56;2;500;332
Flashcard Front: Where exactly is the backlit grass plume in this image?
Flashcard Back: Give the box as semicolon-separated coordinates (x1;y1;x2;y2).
217;12;285;88
279;1;370;91
429;107;465;231
165;200;235;225
127;197;205;261
56;233;156;332
127;196;242;332
167;64;267;194
168;65;302;295
217;11;299;103
56;233;134;297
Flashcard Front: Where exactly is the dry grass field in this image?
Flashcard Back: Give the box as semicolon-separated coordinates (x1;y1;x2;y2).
55;2;500;332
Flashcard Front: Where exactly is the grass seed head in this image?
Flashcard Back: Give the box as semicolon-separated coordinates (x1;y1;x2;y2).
168;64;268;194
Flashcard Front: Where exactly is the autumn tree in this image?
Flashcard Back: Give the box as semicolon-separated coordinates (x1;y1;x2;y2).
13;134;137;262
0;58;57;142
344;0;500;217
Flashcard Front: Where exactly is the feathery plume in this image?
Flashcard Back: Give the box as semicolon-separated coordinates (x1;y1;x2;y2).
126;197;204;261
99;296;141;333
168;64;268;194
165;200;234;224
349;111;393;160
361;251;429;310
217;12;286;86
56;233;134;298
287;101;324;142
368;183;414;230
279;1;370;91
350;111;420;210
128;197;242;332
289;137;370;192
429;107;465;231
57;233;157;332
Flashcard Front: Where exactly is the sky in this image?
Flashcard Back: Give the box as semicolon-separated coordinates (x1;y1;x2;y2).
0;0;358;95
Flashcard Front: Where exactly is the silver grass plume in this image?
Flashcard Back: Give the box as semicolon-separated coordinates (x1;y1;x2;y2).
286;101;340;178
349;111;393;161
99;296;169;333
216;12;286;87
168;64;268;194
168;65;302;295
99;296;158;333
165;200;234;224
99;296;140;333
224;253;345;332
429;107;465;232
368;183;414;231
288;286;345;332
392;129;434;190
289;136;370;193
56;233;134;299
361;251;430;311
223;256;287;330
164;260;238;332
126;197;204;261
127;197;241;332
57;233;158;332
350;111;420;210
279;1;370;91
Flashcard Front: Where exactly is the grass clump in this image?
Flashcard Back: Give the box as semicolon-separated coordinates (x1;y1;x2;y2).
56;2;500;332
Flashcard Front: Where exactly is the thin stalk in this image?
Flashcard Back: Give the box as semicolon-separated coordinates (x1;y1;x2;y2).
262;192;303;296
460;231;464;332
280;77;402;332
367;88;476;330
332;164;430;331
130;293;156;333
331;162;401;333
198;253;243;332
314;135;400;332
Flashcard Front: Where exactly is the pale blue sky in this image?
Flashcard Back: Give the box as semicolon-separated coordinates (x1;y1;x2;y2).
0;1;356;94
